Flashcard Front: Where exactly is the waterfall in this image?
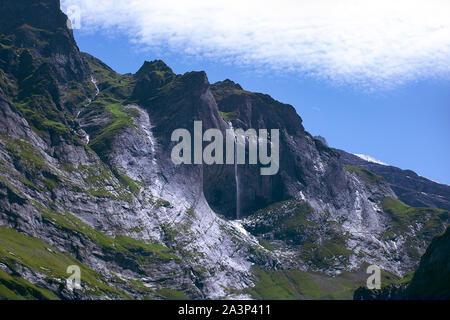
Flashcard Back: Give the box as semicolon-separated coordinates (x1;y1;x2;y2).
74;76;99;145
230;122;240;219
91;75;100;96
76;76;99;119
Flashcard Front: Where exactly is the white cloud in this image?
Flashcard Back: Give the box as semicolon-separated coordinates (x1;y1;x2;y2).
62;0;450;89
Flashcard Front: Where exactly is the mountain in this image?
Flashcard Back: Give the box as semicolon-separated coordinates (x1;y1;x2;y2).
336;149;450;211
354;226;450;300
0;0;448;300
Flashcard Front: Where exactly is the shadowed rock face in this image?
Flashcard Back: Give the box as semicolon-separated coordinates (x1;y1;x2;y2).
207;80;360;218
1;0;65;32
0;0;89;146
0;0;448;300
0;0;87;83
133;74;369;220
406;226;450;299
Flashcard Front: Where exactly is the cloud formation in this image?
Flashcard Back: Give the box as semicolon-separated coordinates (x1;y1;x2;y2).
62;0;450;88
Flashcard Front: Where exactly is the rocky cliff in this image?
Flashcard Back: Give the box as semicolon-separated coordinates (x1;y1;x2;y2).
354;226;450;300
0;0;448;300
336;149;450;211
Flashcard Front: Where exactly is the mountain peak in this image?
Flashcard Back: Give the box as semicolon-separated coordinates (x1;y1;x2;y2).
0;0;87;83
212;79;243;91
135;60;174;77
0;0;66;34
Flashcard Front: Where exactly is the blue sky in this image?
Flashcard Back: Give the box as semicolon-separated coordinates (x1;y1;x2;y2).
65;1;450;184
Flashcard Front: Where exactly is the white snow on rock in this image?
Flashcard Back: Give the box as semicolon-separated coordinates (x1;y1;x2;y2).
354;154;389;166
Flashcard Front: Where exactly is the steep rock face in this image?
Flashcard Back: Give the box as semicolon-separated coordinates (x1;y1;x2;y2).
336;149;450;211
0;0;87;83
354;226;450;300
131;69;449;278
406;226;450;299
0;0;448;300
92;66;266;297
0;0;91;150
209;80;347;218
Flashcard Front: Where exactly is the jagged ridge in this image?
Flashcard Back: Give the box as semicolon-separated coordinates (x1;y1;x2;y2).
0;0;448;300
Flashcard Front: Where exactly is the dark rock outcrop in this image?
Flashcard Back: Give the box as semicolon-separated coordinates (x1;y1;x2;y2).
406;226;450;299
0;0;87;83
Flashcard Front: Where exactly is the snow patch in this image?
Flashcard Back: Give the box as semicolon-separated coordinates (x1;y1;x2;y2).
354;154;388;166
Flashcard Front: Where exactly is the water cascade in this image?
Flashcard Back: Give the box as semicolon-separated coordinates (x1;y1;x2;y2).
229;122;240;219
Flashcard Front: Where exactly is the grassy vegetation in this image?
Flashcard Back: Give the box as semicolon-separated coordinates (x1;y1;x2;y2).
258;239;274;252
211;83;253;102
114;236;181;263
149;196;173;209
4;138;47;171
380;197;448;241
343;165;383;185
244;264;400;300
381;196;410;214
0;33;13;48
80;164;115;184
86;188;114;198
89;101;139;157
251;199;353;269
36;203;180;263
277;201;351;264
41;119;70;134
302;234;353;270
126;278;155;296
78;164;133;202
84;54;135;98
114;167;143;194
245;266;302;299
14;92;72;139
155;198;172;208
0;155;37;190
155;288;190;300
43;177;58;190
237;195;445;300
0;269;58;300
0;201;185;300
219;110;238;122
282;201;315;235
392;271;414;286
0;137;66;192
61;80;95;107
160;223;177;243
0;225;126;298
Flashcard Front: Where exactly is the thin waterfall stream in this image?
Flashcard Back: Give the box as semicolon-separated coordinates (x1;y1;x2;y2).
229;122;240;219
